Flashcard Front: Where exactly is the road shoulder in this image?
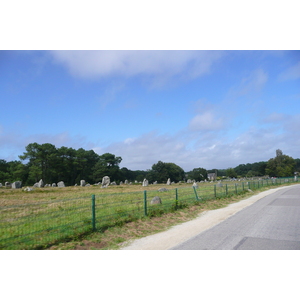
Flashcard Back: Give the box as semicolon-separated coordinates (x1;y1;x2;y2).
120;185;295;250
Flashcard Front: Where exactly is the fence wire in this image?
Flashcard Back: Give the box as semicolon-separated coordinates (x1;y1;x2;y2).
0;177;297;249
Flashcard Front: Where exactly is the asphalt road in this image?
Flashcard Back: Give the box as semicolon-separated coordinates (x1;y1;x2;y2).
171;184;300;250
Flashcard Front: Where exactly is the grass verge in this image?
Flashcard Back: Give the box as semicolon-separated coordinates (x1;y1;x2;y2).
48;184;294;250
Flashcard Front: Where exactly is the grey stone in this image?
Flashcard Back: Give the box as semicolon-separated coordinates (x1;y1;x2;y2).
102;176;110;188
142;178;149;187
125;180;129;185
24;187;34;192
166;178;171;185
151;196;162;205
57;181;65;187
111;181;117;185
52;183;56;187
208;173;216;181
12;181;22;189
0;183;2;188
5;182;11;188
193;182;198;188
38;179;44;188
80;180;86;187
187;179;192;184
158;188;169;192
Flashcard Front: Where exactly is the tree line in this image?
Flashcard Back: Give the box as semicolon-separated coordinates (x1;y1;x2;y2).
0;143;299;186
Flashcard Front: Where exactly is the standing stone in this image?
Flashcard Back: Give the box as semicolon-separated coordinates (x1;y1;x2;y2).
38;179;44;188
5;182;11;188
57;181;65;187
52;183;56;187
12;181;22;189
193;182;198;188
166;178;171;185
217;181;223;188
80;180;86;187
151;196;162;205
125;180;129;185
24;187;34;192
142;178;149;187
101;176;110;188
0;183;2;188
187;179;192;184
158;188;169;192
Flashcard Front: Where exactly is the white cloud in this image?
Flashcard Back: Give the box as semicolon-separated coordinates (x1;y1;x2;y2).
262;112;287;123
189;111;224;131
96;114;300;171
50;50;224;86
229;68;268;98
0;128;95;162
278;61;300;81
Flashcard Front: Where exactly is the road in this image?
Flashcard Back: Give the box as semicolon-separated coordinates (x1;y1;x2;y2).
120;184;300;250
171;184;300;250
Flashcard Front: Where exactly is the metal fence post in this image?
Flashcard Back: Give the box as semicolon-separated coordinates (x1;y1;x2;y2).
214;185;217;198
92;194;96;232
175;188;178;209
225;184;228;196
193;186;200;201
144;190;148;216
235;183;238;194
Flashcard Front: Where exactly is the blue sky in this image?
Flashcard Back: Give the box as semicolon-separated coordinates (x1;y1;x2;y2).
1;50;299;171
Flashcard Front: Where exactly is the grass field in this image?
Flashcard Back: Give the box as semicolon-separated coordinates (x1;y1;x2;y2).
0;178;297;250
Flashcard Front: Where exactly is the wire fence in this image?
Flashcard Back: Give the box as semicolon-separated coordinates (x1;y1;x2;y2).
0;177;298;250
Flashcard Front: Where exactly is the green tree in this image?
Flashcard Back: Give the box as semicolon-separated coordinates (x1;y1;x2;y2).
19;143;58;184
265;150;295;177
226;168;237;178
186;167;207;181
93;153;122;182
148;161;185;183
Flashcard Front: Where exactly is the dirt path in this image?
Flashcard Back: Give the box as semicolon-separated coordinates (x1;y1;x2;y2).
120;186;292;250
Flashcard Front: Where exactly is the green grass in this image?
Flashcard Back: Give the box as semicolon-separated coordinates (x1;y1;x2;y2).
0;178;298;249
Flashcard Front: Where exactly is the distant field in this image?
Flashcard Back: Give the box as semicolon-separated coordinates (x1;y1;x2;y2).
0;178;296;249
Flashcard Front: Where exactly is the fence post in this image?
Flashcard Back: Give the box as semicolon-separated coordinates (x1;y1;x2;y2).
242;182;244;191
175;188;178;209
225;184;228;196
92;194;96;232
144;190;148;216
235;183;238;194
214;185;217;198
193;186;200;201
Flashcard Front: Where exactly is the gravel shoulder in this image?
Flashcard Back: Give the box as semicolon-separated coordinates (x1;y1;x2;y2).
120;186;292;250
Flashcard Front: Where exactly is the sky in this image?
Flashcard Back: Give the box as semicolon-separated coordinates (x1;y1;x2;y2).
1;50;299;171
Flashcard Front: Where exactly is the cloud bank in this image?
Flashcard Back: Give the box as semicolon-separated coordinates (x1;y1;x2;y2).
50;50;224;86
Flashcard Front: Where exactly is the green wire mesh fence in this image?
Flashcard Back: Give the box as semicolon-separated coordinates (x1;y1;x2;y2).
0;177;297;249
